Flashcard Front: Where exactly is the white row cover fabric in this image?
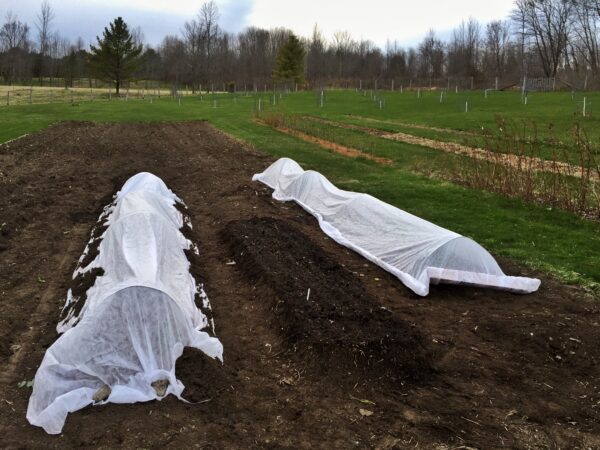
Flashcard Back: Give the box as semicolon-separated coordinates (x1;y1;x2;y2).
27;173;223;435
253;158;540;296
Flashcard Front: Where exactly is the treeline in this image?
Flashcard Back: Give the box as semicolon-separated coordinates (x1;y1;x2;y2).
2;0;600;90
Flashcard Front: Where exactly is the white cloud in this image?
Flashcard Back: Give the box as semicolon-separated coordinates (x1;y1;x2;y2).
1;0;253;45
94;0;200;15
1;0;515;47
248;0;516;46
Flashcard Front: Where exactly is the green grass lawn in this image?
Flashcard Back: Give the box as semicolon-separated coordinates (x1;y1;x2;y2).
279;89;600;165
310;89;599;139
1;92;599;292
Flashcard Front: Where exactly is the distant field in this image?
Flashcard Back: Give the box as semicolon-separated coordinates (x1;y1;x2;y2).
325;88;598;135
0;85;198;106
0;90;599;292
2;86;598;142
279;89;600;156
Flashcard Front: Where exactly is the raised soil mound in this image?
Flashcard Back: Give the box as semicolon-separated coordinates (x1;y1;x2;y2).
222;217;432;382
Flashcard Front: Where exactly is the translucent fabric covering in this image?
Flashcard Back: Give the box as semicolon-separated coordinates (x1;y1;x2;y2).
27;173;223;434
253;158;540;296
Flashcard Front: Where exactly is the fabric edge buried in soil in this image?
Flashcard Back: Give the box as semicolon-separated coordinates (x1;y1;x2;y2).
27;172;223;435
221;217;433;382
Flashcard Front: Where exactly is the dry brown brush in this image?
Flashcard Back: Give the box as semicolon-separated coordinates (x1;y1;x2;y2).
453;117;600;219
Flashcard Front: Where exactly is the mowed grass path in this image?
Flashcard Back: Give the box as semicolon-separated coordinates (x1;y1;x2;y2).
279;89;600;165
1;92;599;291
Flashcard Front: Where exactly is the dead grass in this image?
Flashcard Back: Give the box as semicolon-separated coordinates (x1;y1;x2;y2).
277;114;600;219
452;119;600;219
309;116;599;182
344;115;473;136
0;85;190;106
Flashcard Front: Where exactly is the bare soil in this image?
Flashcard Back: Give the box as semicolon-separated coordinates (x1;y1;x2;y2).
0;121;599;449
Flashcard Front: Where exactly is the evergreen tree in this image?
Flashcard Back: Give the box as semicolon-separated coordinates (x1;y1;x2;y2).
273;34;305;84
89;17;142;94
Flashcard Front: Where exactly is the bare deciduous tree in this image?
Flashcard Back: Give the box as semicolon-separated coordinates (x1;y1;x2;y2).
385;40;408;81
418;29;445;80
0;12;30;51
0;12;31;83
571;0;600;74
447;18;482;78
36;0;54;57
199;0;220;89
306;24;326;83
34;0;55;83
159;35;187;90
484;20;511;77
513;0;572;77
4;0;600;90
182;18;202;91
236;27;272;87
332;30;354;78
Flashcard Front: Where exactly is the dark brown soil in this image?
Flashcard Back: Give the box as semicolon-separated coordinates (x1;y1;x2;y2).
0;121;599;449
67;267;105;319
222;217;431;383
177;201;216;333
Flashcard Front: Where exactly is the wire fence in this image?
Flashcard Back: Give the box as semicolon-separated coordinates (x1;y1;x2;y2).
0;86;204;106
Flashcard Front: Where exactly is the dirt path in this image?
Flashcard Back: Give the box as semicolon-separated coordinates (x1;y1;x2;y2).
0;122;599;449
263;121;393;165
344;115;473;136
312;117;599;182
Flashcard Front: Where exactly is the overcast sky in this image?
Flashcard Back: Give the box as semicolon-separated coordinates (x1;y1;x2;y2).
1;0;516;48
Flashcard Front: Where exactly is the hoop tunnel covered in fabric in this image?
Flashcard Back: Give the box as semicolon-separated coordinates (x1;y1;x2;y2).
27;173;223;435
253;158;540;296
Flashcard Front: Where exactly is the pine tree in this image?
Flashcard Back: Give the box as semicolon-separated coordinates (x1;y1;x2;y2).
89;17;142;95
273;34;305;84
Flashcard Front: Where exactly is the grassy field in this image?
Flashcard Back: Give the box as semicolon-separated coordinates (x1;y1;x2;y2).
1;90;599;292
276;89;600;167
4;87;597;159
